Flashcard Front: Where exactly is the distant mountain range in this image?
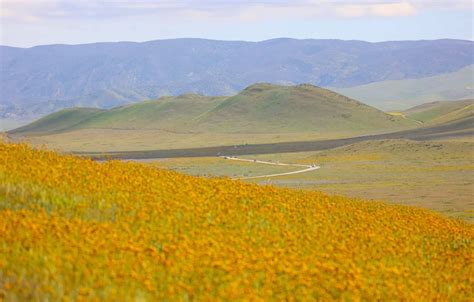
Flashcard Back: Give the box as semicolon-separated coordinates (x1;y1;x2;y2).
1;38;473;120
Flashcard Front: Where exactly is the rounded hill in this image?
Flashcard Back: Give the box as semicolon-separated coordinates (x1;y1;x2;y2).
10;85;418;137
196;84;417;133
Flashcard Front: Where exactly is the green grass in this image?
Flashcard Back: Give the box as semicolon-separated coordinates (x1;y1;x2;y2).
9;107;105;136
69;94;226;131
196;84;416;133
10;84;417;138
402;99;473;124
333;65;474;110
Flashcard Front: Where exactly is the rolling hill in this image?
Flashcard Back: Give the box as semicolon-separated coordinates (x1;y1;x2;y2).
9;84;417;137
333;65;474;110
2;38;473;119
195;84;415;132
9;107;105;136
402;99;474;124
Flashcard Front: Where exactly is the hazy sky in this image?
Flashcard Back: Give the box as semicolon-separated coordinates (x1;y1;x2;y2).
1;0;473;47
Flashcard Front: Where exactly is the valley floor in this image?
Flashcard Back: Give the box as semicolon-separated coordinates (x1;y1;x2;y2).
17;128;357;152
6;115;474;222
152;139;474;222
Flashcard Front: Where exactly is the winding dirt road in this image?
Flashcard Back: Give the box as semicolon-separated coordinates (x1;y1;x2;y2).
221;156;320;180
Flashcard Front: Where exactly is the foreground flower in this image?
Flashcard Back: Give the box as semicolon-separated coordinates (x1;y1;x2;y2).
0;141;472;300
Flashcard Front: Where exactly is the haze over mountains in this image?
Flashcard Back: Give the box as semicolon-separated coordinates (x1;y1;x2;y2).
333;65;474;110
1;38;473;120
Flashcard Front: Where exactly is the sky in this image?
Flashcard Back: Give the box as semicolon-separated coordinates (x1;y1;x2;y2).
0;0;473;47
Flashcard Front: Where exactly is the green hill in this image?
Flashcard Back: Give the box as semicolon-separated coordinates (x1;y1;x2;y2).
195;84;416;132
402;99;474;124
9;107;105;136
10;84;417;137
332;65;474;110
69;94;226;131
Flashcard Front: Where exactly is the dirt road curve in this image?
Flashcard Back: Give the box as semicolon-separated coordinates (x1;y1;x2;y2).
222;156;320;180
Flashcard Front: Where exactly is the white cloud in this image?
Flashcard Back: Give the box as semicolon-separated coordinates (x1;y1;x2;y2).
334;2;417;18
0;0;472;24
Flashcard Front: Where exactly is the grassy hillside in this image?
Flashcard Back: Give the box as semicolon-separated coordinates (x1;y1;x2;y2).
9;96;226;136
1;141;472;300
402;99;473;124
69;94;227;131
9;107;105;136
196;84;415;133
333;65;474;110
431;104;474;125
10;84;417;138
12;103;471;155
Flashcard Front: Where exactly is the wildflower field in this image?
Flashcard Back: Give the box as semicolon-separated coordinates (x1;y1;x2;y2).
0;141;472;300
